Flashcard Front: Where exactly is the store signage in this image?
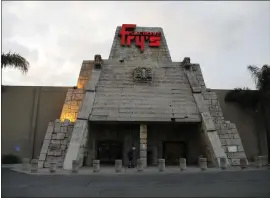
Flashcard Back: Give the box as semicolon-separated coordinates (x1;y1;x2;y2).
119;24;161;52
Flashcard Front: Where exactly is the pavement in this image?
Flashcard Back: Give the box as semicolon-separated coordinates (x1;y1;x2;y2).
5;164;270;175
2;165;270;197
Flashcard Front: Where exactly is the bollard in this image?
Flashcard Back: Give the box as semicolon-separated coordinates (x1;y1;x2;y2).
137;159;144;172
255;156;263;168
31;159;38;173
72;160;80;173
158;159;165;172
179;158;186;171
93;160;100;172
115;160;122;173
262;156;268;166
22;158;30;171
49;162;57;173
220;157;227;170
199;158;207;171
240;158;248;169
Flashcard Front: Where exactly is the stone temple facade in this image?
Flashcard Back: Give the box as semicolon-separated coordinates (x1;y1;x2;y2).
38;25;247;170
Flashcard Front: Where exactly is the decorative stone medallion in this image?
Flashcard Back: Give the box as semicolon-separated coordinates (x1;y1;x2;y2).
132;67;152;82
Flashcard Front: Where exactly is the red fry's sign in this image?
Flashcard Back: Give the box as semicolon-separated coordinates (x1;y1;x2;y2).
119;24;161;52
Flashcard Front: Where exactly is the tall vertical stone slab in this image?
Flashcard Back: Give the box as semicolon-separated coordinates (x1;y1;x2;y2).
63;120;88;170
77;68;102;120
184;59;229;167
140;124;147;168
63;56;103;170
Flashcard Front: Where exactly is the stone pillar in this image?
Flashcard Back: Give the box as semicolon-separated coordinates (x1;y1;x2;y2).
115;160;122;172
140;124;147;168
179;158;187;171
158;159;165;172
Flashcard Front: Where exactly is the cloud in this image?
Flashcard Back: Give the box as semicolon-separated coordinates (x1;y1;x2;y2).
1;1;270;89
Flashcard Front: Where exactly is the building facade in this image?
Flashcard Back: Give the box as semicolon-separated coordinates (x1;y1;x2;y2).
6;24;267;169
32;24;250;170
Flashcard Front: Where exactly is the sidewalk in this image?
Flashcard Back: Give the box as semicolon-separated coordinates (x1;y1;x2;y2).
4;164;269;175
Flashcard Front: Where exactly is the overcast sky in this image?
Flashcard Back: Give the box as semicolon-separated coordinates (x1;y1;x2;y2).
1;1;270;89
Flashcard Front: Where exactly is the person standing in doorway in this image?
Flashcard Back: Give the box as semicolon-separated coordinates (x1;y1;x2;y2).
127;145;136;168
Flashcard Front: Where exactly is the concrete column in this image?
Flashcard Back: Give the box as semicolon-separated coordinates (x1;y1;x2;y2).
140;124;147;168
30;87;41;159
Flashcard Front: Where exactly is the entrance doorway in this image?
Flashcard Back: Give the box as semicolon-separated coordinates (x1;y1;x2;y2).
163;141;187;165
97;141;123;165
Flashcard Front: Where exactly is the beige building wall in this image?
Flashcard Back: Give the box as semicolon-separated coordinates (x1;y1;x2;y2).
1;86;69;159
1;86;267;161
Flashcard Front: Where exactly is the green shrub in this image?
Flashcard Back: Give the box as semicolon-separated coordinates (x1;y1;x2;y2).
2;154;22;164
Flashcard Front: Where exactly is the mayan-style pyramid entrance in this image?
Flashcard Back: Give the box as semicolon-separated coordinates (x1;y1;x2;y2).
38;24;247;170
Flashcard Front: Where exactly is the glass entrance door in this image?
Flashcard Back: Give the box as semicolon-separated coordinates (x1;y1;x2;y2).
97;141;122;164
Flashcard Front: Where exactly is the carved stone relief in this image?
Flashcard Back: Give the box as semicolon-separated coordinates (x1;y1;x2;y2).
132;67;152;82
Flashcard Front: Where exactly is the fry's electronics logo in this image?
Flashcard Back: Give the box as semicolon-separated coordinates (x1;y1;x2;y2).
119;24;161;52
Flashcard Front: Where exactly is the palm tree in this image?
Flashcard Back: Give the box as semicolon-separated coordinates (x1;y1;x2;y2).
225;65;270;163
1;52;30;74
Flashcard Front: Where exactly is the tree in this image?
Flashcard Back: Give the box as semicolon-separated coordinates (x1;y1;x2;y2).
1;52;30;74
225;65;270;164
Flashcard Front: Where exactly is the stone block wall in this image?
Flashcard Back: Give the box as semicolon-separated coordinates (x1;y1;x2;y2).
191;64;247;165
38;119;74;168
59;88;84;122
77;61;93;89
60;61;93;122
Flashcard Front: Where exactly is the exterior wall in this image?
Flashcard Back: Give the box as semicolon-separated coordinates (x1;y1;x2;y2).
1;86;69;159
213;89;268;161
89;60;201;122
1;86;267;162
